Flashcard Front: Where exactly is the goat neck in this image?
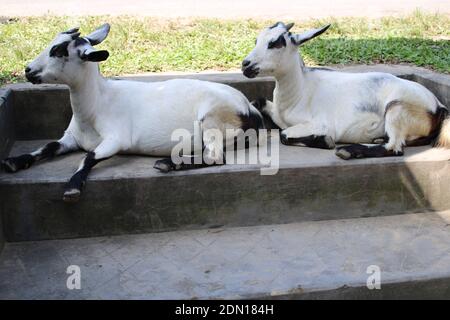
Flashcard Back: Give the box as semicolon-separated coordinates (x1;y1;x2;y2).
273;54;306;112
69;63;107;123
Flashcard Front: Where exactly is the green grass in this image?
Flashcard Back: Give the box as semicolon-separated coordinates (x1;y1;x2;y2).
0;11;449;85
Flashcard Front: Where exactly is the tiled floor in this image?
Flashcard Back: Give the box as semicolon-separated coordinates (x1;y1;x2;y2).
2;211;450;299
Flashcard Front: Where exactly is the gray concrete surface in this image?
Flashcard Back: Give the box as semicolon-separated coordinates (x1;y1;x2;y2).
1;65;450;241
2;139;450;241
1;211;450;299
1;0;449;19
0;88;13;254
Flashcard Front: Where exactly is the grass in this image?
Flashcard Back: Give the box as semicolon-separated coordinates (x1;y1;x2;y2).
0;11;449;85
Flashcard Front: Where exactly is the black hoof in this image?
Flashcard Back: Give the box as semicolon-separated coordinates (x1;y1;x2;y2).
63;188;81;203
335;145;366;160
281;133;335;149
335;144;403;160
1;155;35;173
154;158;178;173
1;159;18;173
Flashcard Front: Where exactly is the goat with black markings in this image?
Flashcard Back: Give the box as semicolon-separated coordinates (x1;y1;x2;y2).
2;24;264;202
242;22;450;158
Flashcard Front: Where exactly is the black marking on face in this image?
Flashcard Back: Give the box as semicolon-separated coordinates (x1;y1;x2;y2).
73;37;89;47
281;134;335;149
49;41;71;57
1;154;35;173
268;34;287;49
335;144;403;160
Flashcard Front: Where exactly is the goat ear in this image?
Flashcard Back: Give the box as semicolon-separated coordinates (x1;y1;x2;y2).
290;24;330;46
80;50;109;62
85;23;110;46
62;27;80;35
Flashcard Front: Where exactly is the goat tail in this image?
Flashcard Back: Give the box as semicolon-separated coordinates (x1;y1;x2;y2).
434;99;450;148
245;101;266;130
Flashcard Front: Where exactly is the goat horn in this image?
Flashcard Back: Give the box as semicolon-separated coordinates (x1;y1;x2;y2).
285;22;295;31
62;27;80;35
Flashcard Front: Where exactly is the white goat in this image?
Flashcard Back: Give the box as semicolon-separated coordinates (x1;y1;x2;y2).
242;22;450;158
1;24;264;201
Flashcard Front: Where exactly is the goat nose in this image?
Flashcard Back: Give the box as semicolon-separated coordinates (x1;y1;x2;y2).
25;67;31;74
242;60;251;68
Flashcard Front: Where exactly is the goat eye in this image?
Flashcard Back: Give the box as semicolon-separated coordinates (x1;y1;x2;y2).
268;35;286;49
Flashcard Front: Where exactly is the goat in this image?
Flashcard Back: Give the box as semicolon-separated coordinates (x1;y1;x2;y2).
1;24;264;202
242;22;450;159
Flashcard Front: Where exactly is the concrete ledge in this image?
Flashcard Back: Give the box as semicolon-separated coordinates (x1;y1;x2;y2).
0;88;13;253
1;65;450;242
2;140;450;241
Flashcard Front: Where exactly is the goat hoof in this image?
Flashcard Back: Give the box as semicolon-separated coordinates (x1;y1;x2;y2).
335;147;352;160
324;136;336;149
63;188;81;203
1;159;18;173
154;159;175;173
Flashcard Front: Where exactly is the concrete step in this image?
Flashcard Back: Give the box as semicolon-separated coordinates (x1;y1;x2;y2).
1;211;450;299
2;140;450;241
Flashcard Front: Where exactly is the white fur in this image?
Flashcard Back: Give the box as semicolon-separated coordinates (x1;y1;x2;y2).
26;25;256;161
243;23;446;152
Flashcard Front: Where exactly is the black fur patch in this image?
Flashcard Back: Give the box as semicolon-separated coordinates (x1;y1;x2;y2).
73;37;89;47
1;154;35;172
35;141;61;161
251;98;267;112
251;98;280;130
239;109;265;132
268;34;286;49
281;134;335;149
65;152;101;192
336;144;403;160
49;41;71;57
154;157;223;173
